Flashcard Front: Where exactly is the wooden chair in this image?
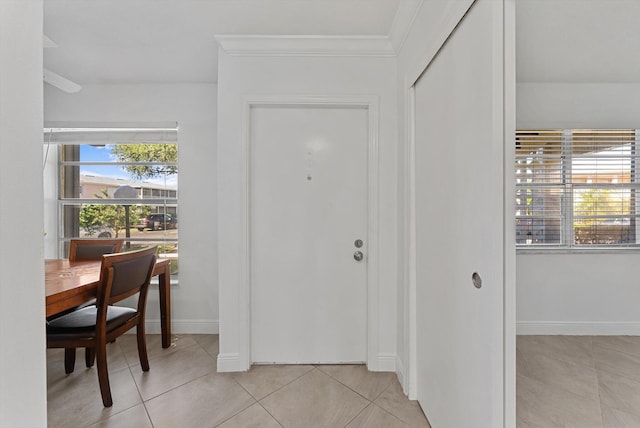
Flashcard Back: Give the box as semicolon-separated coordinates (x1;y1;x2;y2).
68;238;124;261
48;239;125;321
47;246;157;407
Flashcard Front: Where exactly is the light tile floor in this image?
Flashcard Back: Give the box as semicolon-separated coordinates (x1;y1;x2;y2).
517;335;640;428
47;334;431;428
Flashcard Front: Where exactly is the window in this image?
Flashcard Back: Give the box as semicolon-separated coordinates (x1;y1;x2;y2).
45;124;179;274
516;129;640;248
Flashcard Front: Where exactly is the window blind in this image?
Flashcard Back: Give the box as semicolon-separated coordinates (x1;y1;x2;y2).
516;129;640;247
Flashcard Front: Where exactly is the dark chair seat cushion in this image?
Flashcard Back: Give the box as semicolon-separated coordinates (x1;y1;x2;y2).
47;305;136;335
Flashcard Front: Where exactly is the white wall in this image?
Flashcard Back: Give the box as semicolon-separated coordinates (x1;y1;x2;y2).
517;82;640;334
518;83;640;129
518;253;640;334
216;42;398;372
0;2;47;426
44;83;219;333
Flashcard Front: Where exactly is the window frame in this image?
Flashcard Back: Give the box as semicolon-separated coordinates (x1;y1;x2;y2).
516;128;640;252
46;124;179;272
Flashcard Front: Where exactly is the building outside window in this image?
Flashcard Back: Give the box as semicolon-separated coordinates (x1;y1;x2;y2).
516;129;640;248
45;124;179;274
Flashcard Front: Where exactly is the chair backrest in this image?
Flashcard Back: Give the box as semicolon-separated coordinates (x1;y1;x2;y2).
98;246;157;308
69;239;124;262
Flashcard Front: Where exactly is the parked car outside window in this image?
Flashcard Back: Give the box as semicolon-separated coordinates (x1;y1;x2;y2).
136;213;178;231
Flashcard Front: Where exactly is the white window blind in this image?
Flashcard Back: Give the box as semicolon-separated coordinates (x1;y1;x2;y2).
516;129;640;248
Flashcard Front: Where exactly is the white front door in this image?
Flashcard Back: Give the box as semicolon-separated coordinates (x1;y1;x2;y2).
250;105;368;364
413;0;505;426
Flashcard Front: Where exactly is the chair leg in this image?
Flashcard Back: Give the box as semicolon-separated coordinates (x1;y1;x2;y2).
85;347;95;368
64;348;76;374
96;341;113;407
137;323;150;372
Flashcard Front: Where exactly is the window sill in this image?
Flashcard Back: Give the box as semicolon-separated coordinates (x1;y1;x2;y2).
150;278;180;286
517;246;640;255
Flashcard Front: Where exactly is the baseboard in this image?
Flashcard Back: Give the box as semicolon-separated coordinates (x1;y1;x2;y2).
217;353;244;372
395;355;406;393
376;353;396;372
145;319;219;334
517;321;640;335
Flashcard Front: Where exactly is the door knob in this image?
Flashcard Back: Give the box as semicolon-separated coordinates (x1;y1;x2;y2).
353;251;364;262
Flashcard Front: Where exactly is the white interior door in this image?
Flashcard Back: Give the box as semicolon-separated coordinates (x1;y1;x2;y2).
413;0;505;426
250;105;368;364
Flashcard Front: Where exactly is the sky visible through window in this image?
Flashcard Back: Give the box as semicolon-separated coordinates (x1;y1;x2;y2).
79;144;177;188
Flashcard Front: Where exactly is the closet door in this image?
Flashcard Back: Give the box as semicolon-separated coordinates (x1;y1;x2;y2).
414;0;505;426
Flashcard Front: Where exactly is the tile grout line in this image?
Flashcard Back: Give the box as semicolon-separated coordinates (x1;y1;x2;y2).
590;336;608;428
143;337;222;426
342;402;373;427
255;401;285;428
517;336;640;427
362;402;415;428
135;339;218;403
368;381;401;421
307;367;385;427
131;336;156;428
115;336;157;427
315;365;394;403
209;374;259;427
245;365;317;402
211;395;256;427
594;365;640;421
51;336;422;428
73;343;143;428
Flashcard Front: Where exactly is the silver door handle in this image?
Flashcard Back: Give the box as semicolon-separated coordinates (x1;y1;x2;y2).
353;251;364;262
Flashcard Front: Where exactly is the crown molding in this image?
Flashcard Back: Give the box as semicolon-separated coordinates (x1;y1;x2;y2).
388;0;423;53
215;35;396;57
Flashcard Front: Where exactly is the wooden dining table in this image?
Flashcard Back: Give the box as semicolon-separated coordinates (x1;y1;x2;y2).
45;258;172;348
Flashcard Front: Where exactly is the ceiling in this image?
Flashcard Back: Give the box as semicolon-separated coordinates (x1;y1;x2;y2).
44;0;640;87
43;0;404;85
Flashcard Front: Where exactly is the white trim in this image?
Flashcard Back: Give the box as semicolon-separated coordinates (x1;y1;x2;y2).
240;97;252;370
396;355;407;394
376;353;397;372
215;35;395;58
503;1;517;427
406;84;418;400
490;2;508;424
217;353;243;372
145;319;219;334
388;0;424;53
517;322;640;336
239;95;381;371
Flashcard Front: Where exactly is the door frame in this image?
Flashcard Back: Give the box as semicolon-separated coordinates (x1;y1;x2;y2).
238;94;381;369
